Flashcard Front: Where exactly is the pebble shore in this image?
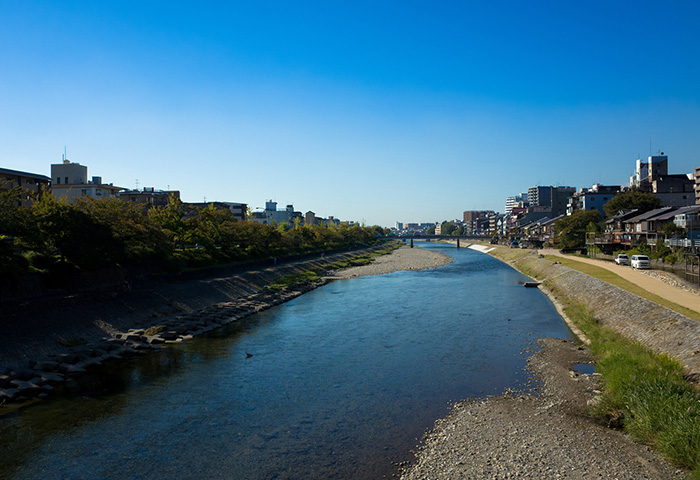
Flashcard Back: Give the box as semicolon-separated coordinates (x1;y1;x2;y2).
400;338;686;479
330;245;453;278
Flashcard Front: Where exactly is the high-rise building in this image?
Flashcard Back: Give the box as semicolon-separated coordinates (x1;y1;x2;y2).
527;185;575;217
505;193;528;215
631;154;668;191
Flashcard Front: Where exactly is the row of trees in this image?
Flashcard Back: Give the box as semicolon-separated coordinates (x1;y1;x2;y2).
0;187;387;276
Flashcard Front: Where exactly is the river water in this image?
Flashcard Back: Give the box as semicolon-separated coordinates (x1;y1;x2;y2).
0;243;573;479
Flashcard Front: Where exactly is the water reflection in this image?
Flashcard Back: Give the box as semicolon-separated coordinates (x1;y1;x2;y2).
0;243;573;480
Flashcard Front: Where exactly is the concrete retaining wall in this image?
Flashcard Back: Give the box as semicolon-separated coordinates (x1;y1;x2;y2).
0;246;388;372
505;252;700;376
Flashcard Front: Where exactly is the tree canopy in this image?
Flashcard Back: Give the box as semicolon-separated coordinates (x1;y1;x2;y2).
554;210;601;249
603;190;662;218
0;194;386;278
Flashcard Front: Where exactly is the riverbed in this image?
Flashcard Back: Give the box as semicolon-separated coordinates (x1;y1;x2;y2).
0;243;573;480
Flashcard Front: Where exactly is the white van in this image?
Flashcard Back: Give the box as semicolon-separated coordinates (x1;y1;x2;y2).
631;255;651;269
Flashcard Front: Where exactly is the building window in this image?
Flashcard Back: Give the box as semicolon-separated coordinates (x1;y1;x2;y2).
56;177;60;184
65;177;68;184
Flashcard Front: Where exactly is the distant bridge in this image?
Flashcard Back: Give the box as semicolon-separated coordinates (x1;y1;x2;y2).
379;235;489;248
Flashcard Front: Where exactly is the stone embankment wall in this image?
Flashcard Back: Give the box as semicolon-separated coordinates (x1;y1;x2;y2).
496;250;700;377
0;246;389;374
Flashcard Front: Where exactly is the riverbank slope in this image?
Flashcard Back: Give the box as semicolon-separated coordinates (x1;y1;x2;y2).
400;244;692;479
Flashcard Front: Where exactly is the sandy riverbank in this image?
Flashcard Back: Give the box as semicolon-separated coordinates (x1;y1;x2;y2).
329;245;453;278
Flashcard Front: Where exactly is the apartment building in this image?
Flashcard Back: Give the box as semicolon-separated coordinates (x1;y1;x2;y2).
0;167;50;207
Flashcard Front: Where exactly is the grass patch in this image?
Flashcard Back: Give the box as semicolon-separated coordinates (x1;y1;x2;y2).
144;325;167;336
325;243;402;271
265;243;401;293
267;271;321;291
560;301;700;475
544;255;700;322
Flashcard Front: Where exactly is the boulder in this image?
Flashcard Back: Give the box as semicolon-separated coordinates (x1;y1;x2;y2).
0;388;19;400
54;353;80;365
11;368;36;381
34;360;60;372
40;372;65;383
0;375;12;388
159;331;180;341
10;380;42;396
59;363;87;374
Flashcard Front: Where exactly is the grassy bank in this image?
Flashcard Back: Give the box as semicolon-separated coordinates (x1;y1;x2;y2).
487;246;700;477
266;242;402;291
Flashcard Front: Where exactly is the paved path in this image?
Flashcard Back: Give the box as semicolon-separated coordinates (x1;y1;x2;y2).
539;249;700;314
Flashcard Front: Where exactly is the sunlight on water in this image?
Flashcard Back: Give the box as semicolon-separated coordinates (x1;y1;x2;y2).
0;243;573;480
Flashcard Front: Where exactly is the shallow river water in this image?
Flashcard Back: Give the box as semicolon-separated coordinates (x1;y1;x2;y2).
0;243;573;479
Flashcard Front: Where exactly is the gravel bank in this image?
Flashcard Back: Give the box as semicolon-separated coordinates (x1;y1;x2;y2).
329;245;453;278
401;338;687;479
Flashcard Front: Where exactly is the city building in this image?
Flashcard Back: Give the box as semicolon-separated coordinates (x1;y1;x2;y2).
566;184;620;217
185;201;248;221
119;188;181;209
304;211;340;227
463;210;495;235
527;185;575;217
505;193;528;215
250;200;303;226
0;167;50;207
630;153;694;207
50;159;123;202
630;154;669;190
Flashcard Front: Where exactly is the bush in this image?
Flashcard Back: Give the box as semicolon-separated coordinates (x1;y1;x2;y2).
23;251;57;271
664;253;681;264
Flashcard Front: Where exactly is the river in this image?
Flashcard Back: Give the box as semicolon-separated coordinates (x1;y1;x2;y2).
0;243;573;479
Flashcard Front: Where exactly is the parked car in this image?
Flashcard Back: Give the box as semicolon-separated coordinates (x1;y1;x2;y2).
631;255;651;269
614;254;629;265
509;242;519;248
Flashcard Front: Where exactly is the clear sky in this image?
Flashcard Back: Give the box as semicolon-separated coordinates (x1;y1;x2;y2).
2;1;699;227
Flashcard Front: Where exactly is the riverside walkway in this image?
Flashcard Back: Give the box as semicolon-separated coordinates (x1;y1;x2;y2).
540;248;700;315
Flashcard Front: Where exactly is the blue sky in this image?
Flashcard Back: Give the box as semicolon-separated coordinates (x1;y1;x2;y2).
2;1;699;226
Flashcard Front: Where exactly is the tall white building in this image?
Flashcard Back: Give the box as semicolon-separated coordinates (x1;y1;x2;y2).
505;193;528;215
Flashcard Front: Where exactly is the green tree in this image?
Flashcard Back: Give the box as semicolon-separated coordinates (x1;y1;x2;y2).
554;210;601;249
441;221;457;235
603;190;662;217
32;195;121;268
663;221;685;238
148;194;185;245
76;197;172;262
